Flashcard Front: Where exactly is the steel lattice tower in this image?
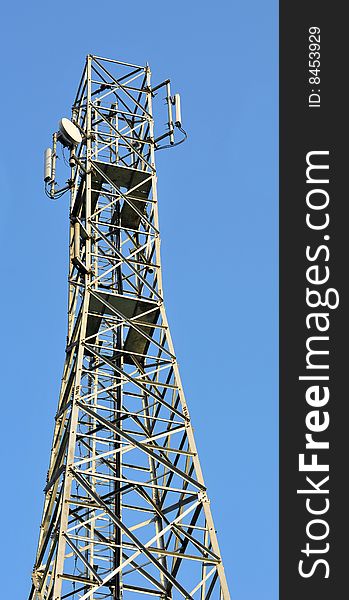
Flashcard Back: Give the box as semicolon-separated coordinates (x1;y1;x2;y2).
29;55;230;600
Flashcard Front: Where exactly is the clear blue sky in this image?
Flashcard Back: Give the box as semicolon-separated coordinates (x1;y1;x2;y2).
0;1;278;598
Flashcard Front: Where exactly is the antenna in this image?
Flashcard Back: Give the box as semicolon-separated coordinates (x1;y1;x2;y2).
174;93;182;127
43;148;52;182
58;117;83;147
44;85;186;198
43;118;82;199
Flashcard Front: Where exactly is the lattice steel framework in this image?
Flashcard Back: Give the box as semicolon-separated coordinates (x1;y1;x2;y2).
29;55;230;600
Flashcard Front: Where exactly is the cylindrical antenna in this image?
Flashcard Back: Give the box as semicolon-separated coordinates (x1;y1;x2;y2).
74;221;80;260
44;148;52;182
174;94;182;127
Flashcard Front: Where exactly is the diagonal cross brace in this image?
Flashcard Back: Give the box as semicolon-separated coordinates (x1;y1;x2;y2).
71;468;195;600
76;400;204;491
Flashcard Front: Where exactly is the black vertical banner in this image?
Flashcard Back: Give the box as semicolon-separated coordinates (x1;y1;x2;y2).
280;2;348;599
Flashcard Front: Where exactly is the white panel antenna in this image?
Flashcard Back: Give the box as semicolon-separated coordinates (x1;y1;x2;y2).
174;93;182;127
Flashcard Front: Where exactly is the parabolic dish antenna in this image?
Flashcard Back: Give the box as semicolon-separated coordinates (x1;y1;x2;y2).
58;118;82;147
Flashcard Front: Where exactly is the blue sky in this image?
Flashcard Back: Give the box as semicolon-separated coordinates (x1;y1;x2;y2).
0;1;278;598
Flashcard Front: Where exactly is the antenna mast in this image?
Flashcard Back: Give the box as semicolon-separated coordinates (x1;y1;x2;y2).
29;55;230;600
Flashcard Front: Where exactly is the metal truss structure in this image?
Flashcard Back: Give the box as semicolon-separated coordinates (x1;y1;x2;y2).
29;55;230;600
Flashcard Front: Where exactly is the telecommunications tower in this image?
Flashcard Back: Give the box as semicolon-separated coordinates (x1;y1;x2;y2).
29;55;230;600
